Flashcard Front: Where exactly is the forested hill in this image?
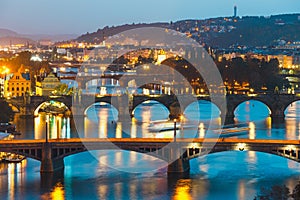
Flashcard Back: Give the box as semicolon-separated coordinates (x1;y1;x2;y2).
75;14;300;48
76;23;169;43
205;14;300;48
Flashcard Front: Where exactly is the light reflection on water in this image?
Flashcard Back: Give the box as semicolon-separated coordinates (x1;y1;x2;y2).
2;100;300;199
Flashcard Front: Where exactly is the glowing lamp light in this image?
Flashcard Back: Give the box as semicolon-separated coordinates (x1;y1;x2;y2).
237;143;246;151
30;55;42;62
286;145;295;151
188;143;200;149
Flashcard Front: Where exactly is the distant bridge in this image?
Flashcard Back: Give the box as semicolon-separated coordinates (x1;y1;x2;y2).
0;138;300;174
7;93;300;123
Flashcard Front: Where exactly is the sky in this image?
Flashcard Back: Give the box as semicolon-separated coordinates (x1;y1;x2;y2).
0;0;299;35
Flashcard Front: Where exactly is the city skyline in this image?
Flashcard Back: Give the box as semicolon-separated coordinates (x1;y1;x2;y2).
0;0;299;35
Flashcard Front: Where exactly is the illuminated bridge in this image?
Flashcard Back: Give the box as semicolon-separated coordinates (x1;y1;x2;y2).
0;138;300;174
7;93;300;124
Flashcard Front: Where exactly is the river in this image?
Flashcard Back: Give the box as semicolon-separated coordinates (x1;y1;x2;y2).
1;100;300;199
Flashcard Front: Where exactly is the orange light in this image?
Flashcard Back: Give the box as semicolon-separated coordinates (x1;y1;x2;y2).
51;182;65;200
173;179;192;200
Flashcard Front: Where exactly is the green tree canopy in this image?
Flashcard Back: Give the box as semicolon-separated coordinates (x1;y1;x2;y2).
52;84;74;96
0;99;14;123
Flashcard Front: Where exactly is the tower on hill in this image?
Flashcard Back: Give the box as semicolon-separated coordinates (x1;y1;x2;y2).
234;5;237;18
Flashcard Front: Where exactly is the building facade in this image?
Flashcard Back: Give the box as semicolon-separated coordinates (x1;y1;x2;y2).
4;69;31;98
0;75;4;98
41;72;60;96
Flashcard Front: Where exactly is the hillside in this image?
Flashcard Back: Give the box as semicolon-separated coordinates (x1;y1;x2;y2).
75;14;300;48
0;36;35;46
0;28;77;46
205;14;300;47
76;22;169;43
0;28;19;37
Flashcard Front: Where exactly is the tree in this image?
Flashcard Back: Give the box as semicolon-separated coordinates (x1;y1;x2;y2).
0;99;14;123
292;182;300;200
254;185;290;200
269;185;290;200
52;84;73;96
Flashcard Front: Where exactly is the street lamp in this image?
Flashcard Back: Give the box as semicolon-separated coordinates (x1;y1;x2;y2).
56;118;60;140
45;115;49;143
173;119;177;142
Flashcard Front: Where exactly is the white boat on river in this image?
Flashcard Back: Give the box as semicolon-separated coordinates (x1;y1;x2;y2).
0;131;14;140
209;123;250;138
148;120;197;132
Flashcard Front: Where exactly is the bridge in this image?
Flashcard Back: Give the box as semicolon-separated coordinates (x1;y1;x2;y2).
6;93;300;123
0;138;300;174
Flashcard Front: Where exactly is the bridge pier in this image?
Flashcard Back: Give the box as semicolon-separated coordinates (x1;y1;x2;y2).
167;158;190;174
40;168;64;192
270;114;285;124
40;143;64;173
116;95;132;121
221;113;235;125
167;144;190;174
169;102;183;120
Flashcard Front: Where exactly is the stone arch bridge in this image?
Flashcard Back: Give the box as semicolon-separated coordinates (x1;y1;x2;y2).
6;93;300;123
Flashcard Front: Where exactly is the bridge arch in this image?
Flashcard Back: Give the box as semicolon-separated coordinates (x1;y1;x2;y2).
284;100;300;119
233;100;271;121
132;100;169;121
204;149;299;163
65;149;169;173
84;102;118;121
184;100;221;120
85;97;122;116
34;100;71;116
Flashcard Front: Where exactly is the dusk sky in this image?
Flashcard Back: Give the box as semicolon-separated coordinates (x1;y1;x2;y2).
0;0;299;35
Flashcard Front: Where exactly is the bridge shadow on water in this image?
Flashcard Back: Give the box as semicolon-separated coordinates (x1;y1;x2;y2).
40;169;65;194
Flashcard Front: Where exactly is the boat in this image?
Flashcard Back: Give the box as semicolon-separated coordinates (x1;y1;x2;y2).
0;131;14;140
0;122;16;133
3;154;25;163
0;134;25;163
212;123;250;137
148;120;197;132
0;132;10;139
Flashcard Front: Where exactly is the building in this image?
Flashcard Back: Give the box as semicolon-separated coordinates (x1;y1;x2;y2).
4;67;31;98
0;74;4;97
40;72;61;96
35;78;42;96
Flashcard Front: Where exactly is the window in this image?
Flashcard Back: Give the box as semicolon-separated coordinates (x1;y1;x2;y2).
21;87;24;91
7;87;9;91
12;87;14;91
16;87;19;91
16;76;20;80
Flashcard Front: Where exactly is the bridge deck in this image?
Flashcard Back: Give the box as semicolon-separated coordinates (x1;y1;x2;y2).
0;138;299;145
